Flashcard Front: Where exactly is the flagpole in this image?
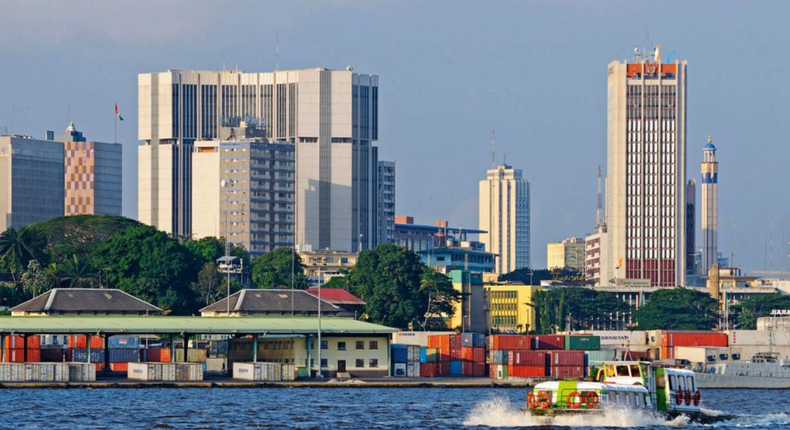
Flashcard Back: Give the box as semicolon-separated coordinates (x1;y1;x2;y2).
114;103;117;144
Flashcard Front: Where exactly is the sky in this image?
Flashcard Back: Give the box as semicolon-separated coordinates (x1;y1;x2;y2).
0;0;788;275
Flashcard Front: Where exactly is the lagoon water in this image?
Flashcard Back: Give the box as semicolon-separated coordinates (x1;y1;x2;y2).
0;388;787;429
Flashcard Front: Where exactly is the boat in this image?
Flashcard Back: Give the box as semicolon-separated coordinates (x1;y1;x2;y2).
695;352;790;389
525;361;704;420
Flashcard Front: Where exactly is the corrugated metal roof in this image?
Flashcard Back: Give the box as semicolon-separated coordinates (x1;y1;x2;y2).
199;289;341;314
10;289;162;313
306;288;366;306
0;316;397;335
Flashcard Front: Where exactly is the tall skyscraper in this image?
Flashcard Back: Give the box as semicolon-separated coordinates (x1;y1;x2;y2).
701;136;718;274
606;48;688;287
57;123;123;216
479;164;530;274
138;68;379;252
191;123;295;256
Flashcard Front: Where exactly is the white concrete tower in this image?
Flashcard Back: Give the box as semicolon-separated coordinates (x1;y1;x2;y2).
701;136;718;274
479;165;530;274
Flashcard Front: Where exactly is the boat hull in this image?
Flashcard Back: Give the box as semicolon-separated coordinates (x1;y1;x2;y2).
695;372;790;389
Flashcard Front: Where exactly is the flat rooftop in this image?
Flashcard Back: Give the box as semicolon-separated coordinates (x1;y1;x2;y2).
0;317;397;335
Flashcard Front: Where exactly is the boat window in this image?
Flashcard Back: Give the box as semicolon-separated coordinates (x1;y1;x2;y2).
669;375;676;390
630;364;641;378
608;391;617;404
635;393;642;406
617;366;630;376
677;376;686;391
606;365;616;377
686;376;694;391
656;374;666;389
619;392;627;405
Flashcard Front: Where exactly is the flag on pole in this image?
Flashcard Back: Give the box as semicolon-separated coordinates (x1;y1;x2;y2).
115;103;124;121
654;44;661;63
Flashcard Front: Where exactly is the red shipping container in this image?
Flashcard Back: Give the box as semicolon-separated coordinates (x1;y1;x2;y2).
145;348;172;362
508;350;547;366
489;364;497;379
661;346;673;360
460;347;487;362
551;365;584;379
509;365;546;378
3;335;41;350
437;347;451;362
95;363;105;372
437;361;450;376
420;363;437;378
661;332;727;348
111;362;129;372
549;350;584;366
489;335;531;351
3;349;42;362
67;335;104;349
533;335;565;350
462;361;486;376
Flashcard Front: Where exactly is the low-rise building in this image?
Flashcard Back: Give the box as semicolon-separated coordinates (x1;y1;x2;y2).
585;227;610;286
417;245;495;274
298;249;358;287
394;216;485;253
547;237;586;272
10;288;161;316
448;270;488;333
485;282;540;333
306;288;366;319
200;289;343;317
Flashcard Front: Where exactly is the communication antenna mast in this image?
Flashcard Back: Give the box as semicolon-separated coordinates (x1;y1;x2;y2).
276;32;280;71
769;219;775;271
596;165;603;229
491;126;496;169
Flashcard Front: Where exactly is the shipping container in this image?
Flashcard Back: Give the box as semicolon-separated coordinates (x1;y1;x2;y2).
68;363;96;381
392;331;455;347
492;364;508;380
420;348;438;363
128;362;202;381
174;349;208;363
550;365;584;379
23;363;69;382
393;363;407;377
297;367;310;379
437;347;451;362
508;350;547;366
233;362;282;381
577;331;647;346
533;335;565;350
407;362;420;377
40;348;71;362
110;362;129;372
4;335;41;350
661;332;727;348
0;363;25;381
449;360;463;376
281;364;296;381
3;349;42;362
107;335;141;349
461;361;487;376
72;349;105;363
392;348;408;363
407;345;421;362
509;365;546;378
549;350;585;366
461;333;486;348
584;350;616;364
726;330;790;347
109;349;140;363
460;347;486;363
490;350;509;365
67;335;103;350
420;362;437;378
489;335;531;351
436;361;450;376
564;335;601;351
428;334;461;357
142;348;172;363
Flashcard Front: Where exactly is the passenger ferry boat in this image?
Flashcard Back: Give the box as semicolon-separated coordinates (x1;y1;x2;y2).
526;361;703;419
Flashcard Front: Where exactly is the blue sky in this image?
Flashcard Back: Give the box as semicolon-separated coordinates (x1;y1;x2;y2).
0;0;788;274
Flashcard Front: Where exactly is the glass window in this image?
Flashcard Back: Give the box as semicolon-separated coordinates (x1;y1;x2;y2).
321;340;328;350
338;342;346;351
669;375;676;390
678;376;686;391
630;364;641;378
617;366;630;376
369;359;378;368
369;341;378;350
356;359;364;368
320;359;327;368
356;341;364;350
686;376;694;391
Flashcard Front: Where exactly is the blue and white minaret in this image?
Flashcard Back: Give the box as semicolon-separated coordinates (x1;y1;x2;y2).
701;136;719;274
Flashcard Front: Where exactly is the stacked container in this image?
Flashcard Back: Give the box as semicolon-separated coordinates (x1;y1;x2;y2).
548;350;585;379
507;350;547;377
127;362;204;381
428;334;461;376
142;348;172;363
459;333;486;376
2;335;41;362
660;332;728;359
419;347;439;377
488;335;531;380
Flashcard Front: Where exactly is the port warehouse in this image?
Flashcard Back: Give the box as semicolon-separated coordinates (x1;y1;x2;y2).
0;317;396;381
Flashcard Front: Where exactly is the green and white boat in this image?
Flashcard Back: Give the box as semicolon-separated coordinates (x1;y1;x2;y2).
526;361;703;419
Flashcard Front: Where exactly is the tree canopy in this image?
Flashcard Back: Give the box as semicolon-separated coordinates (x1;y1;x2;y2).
500;267;586;285
731;294;790;329
635;287;719;330
347;244;459;330
31;215;141;262
531;287;631;334
251;247;305;289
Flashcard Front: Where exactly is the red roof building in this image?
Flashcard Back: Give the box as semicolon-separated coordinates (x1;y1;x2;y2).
306;288;366;319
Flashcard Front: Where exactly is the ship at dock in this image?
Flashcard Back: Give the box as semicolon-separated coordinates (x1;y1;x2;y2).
695;352;790;388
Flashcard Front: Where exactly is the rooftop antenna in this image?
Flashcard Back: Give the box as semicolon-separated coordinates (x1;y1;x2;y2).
770;219;775;271
491;126;496;169
276;32;280;71
596;165;603;229
731;209;737;269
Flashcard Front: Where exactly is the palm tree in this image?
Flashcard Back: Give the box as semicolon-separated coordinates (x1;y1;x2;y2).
0;227;46;283
61;255;97;288
418;268;456;330
44;262;64;289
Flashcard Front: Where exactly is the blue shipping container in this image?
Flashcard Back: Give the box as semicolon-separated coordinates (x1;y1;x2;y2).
109;349;140;363
419;347;428;363
108;335;141;349
392;348;408;363
449;361;463;376
72;349;105;363
391;343;407;349
461;333;485;348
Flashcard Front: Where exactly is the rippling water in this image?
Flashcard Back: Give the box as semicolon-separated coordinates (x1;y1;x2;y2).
1;388;788;429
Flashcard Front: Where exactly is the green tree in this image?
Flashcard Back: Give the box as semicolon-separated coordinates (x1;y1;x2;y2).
731;294;790;329
91;225;198;314
61;255;97;288
31;215;139;262
0;227;49;282
418;267;460;330
191;262;224;307
20;260;52;296
43;262;64;289
500;267;585;285
185;236;225;267
322;275;350;289
531;287;631;334
635;287;719;330
251;247;305;289
347;244;458;329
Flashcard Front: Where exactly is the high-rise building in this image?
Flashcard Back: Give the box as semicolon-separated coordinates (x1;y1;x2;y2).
701;136;718;275
191;123;295;256
479;164;530;274
0;135;64;231
57;123;122;216
138;68;379;252
686;179;697;282
547;238;586;272
605;48;688;287
585;226;610;286
376;160;396;245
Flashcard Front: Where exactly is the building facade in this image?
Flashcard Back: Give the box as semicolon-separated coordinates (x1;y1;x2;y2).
585;227;610;286
299;249;359;287
138;68;379;252
479;165;530;274
377;160;396;245
547;237;586;272
449;270;488;333
58;123;122;216
0;135;64;231
701;137;718;275
606;51;688;287
394;216;484;253
686;179;697;283
192;124;294;256
485;282;540;333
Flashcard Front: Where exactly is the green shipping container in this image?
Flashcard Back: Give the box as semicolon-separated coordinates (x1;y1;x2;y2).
297;367;309;378
565;335;601;351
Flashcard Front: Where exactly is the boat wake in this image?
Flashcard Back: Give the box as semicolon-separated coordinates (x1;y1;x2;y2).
463;397;689;428
705;412;790;428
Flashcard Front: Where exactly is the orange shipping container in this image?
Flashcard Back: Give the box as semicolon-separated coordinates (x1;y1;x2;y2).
661;346;674;360
489;335;531;351
3;349;41;362
460;347;485;362
3;335;41;350
145;348;172;363
68;335;104;349
509;365;546;378
660;332;727;348
110;362;129;372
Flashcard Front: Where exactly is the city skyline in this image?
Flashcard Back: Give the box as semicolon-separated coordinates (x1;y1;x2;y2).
1;1;789;273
